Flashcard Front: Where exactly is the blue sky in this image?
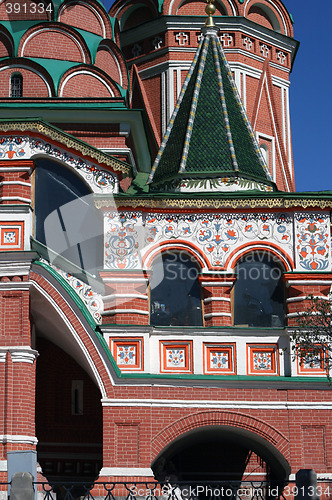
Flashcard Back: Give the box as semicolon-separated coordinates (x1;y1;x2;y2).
105;0;331;192
286;0;332;192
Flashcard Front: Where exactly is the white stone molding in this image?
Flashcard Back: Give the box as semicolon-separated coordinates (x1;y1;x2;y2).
0;434;38;445
0;346;38;363
100;467;154;477
201;282;234;287
102;309;149;316
286;280;332;287
203;297;231;303
101;398;332;410
103;293;148;301
204;313;232;319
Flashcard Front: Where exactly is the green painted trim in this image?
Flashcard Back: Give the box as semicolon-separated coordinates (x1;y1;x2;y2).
95;329;122;377
119;372;328;384
0;101;127;110
102;323;285;331
34;259;98;331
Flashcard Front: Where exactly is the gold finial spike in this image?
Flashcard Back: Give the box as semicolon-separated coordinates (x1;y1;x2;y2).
205;0;216;27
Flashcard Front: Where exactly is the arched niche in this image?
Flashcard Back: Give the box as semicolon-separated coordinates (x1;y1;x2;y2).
247;2;281;33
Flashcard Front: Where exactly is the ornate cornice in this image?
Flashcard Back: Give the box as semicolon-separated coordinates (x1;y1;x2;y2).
0;120;131;175
95;196;332;211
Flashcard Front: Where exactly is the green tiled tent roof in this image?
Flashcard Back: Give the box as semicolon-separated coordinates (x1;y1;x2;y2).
148;25;275;192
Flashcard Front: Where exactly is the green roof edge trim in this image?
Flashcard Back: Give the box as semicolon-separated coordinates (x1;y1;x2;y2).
94;329;122;377
34;259;98;332
119;372;328;383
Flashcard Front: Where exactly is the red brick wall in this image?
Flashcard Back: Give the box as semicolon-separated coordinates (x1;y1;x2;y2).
59;4;104;37
21;30;86;62
0;67;50;97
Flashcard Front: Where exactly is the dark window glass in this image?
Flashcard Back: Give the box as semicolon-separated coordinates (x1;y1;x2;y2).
10;73;23;97
150;253;203;326
233;254;284;327
35;158;103;275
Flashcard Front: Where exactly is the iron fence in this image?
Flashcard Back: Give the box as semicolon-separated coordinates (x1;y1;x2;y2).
33;481;292;500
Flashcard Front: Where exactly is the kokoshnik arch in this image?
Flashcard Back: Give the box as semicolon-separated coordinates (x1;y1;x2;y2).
0;0;331;488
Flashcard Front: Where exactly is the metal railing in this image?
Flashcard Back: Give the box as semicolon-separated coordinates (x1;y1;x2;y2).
33;481;291;500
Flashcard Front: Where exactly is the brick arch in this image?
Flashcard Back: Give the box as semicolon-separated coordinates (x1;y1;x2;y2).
0;59;54;96
110;0;159;31
243;0;292;37
18;22;91;63
58;65;122;97
151;410;290;465
30;267;115;399
166;0;238;16
58;0;112;38
95;40;129;89
226;242;294;272
0;25;14;57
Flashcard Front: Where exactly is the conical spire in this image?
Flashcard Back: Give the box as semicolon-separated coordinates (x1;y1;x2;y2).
148;3;275;193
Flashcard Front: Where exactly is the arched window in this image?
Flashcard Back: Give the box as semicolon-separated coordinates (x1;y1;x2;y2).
233;253;284;327
10;72;23;97
260;144;269;168
150;252;203;326
34;158;103;276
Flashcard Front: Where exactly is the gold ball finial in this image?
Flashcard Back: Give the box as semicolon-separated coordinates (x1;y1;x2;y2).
205;0;216;27
205;0;216;17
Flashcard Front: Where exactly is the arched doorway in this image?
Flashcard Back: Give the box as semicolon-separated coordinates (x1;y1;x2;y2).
35;338;103;483
152;426;290;483
30;273;105;484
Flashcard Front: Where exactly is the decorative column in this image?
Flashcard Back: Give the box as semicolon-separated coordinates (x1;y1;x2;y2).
100;270;150;325
199;274;236;326
0;254;36;481
284;273;332;327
